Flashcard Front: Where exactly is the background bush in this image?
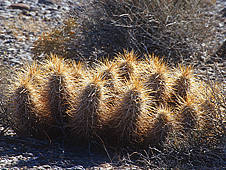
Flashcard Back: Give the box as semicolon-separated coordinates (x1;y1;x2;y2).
32;0;221;64
32;18;79;60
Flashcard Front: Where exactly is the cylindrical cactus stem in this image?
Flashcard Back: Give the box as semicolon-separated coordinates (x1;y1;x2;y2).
45;74;69;131
94;59;122;109
95;59;118;89
197;83;224;138
107;77;153;146
198;100;216;130
12;86;38;137
115;50;138;82
139;106;175;147
196;99;225;146
176;97;198;133
141;55;171;106
169;65;194;105
70;60;85;83
11;63;50;138
42;55;77;136
69;74;109;142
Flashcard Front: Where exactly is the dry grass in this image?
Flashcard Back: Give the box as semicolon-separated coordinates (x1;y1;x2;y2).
32;18;78;60
32;0;222;65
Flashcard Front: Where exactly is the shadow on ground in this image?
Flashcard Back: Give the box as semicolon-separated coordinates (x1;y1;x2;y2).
0;135;115;169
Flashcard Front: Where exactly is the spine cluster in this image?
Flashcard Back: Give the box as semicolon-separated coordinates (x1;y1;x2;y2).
10;52;224;147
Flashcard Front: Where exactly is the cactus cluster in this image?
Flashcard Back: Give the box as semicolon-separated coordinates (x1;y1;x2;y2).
9;52;224;148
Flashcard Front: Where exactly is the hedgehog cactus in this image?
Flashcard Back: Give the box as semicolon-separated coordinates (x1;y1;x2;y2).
170;65;194;104
140;106;175;147
40;55;76;136
9;51;224;148
139;55;171;106
68;74;111;141
106;77;153;146
114;51;138;81
10;63;51;138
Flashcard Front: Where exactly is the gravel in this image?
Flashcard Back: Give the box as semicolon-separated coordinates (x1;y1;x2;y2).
0;0;81;66
0;0;225;169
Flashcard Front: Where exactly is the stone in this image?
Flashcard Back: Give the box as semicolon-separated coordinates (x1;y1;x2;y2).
221;8;226;17
0;1;11;7
215;40;226;58
8;3;30;11
38;0;54;5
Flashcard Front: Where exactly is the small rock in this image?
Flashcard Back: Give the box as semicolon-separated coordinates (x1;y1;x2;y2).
200;55;206;62
21;10;32;16
214;40;226;58
0;34;6;40
67;165;84;170
218;22;224;27
0;1;11;7
42;165;51;168
23;152;34;157
221;8;226;17
3;40;14;44
38;0;54;5
8;3;30;11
